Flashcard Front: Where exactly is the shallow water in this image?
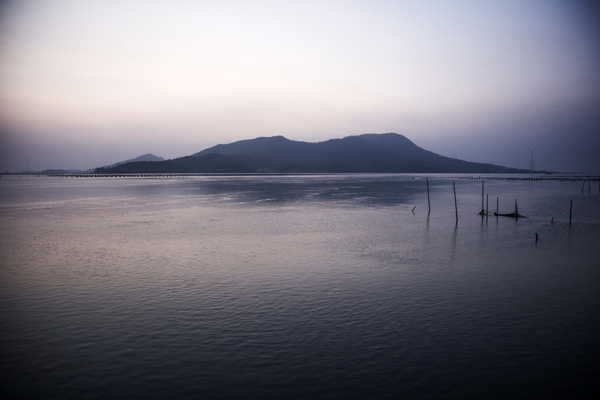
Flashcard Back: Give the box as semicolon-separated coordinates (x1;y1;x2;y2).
1;174;599;399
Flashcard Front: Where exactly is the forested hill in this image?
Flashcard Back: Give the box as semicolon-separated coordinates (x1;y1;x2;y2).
95;133;526;174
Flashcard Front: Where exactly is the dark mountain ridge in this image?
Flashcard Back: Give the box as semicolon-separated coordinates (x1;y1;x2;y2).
95;133;526;174
102;153;164;168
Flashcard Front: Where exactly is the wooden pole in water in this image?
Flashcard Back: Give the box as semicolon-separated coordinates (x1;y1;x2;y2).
426;177;431;215
496;197;499;216
453;182;458;224
570;199;572;224
486;194;489;219
481;180;484;215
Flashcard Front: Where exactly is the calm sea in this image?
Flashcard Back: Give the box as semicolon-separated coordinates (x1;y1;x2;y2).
1;174;599;399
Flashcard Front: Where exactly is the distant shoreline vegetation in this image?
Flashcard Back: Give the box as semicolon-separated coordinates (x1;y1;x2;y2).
94;133;531;174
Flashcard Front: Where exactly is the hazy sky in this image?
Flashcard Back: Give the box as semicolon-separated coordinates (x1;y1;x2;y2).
1;0;599;172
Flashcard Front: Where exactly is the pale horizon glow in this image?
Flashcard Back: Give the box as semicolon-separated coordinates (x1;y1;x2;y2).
1;0;599;172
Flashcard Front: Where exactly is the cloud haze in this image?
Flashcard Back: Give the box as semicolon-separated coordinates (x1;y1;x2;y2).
1;0;599;172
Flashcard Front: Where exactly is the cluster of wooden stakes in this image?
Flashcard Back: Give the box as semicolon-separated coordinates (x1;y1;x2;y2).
420;177;587;243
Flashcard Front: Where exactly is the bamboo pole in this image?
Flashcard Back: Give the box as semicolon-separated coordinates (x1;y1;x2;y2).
486;194;489;220
570;199;572;224
496;197;499;216
481;180;484;215
426;177;431;215
453;182;458;224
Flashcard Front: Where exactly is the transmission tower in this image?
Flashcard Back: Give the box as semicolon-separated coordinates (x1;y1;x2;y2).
529;151;534;171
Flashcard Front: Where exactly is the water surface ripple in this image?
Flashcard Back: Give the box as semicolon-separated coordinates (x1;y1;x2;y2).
1;174;599;399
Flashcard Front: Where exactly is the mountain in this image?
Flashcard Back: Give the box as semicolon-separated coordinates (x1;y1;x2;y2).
102;153;164;168
95;133;526;174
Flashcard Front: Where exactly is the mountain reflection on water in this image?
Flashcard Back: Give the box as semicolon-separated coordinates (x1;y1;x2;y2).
1;174;599;399
182;174;427;205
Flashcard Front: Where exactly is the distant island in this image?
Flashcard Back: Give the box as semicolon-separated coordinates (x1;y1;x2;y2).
101;153;165;169
34;154;165;175
95;133;528;174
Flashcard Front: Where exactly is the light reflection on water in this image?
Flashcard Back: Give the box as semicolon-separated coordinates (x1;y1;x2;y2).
1;174;599;399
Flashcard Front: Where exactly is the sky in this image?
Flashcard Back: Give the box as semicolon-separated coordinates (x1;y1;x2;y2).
1;0;599;173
